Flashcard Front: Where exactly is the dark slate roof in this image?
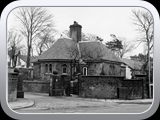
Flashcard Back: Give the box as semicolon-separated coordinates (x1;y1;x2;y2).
35;38;122;63
37;38;77;60
79;41;121;62
120;58;143;70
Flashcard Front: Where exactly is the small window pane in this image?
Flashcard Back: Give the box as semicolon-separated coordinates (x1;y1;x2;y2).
63;67;67;73
49;64;52;73
62;64;67;73
45;64;48;73
83;67;87;75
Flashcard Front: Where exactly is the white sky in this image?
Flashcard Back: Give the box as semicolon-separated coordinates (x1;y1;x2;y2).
7;7;150;58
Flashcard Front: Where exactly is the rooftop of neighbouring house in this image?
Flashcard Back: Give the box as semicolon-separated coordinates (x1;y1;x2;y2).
120;58;143;70
19;55;37;63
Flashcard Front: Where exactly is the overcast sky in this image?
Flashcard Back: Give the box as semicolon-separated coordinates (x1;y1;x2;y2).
7;7;150;58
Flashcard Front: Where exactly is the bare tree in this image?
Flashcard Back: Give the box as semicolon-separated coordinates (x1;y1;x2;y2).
35;28;56;55
61;30;103;42
117;37;135;58
7;30;24;67
66;42;106;62
80;43;106;61
82;33;103;42
131;9;153;72
65;41;108;76
82;33;97;41
61;30;70;38
66;43;80;61
15;7;54;67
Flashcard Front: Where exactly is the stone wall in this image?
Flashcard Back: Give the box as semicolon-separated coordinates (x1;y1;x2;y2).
119;79;143;99
79;75;124;99
8;73;18;102
87;62;122;76
23;80;50;93
79;76;143;99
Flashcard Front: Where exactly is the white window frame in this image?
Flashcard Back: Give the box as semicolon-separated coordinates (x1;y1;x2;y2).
83;67;88;75
62;64;67;74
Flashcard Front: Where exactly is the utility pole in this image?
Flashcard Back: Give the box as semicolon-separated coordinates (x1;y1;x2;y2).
148;43;151;99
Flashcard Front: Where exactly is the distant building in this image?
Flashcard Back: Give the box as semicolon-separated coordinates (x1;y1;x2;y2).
8;53;37;68
120;58;143;79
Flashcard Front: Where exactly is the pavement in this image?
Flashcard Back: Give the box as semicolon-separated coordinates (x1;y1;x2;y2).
8;92;153;110
8;98;34;110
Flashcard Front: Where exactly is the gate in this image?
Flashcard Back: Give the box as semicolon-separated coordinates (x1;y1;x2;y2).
49;73;63;96
49;73;80;96
70;79;79;95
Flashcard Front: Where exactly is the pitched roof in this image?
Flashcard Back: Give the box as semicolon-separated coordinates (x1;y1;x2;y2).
79;41;121;62
35;38;122;63
19;55;37;63
120;58;143;70
37;38;77;60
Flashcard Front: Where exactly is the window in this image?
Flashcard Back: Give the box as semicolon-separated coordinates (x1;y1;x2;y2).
109;65;115;75
49;64;52;73
74;66;77;72
110;65;115;69
83;67;87;75
39;64;41;75
45;64;48;73
62;64;67;74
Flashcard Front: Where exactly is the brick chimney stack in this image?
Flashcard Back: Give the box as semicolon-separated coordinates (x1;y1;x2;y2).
69;21;82;43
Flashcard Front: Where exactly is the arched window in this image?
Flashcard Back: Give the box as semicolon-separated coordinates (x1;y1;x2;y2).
45;64;48;73
83;67;87;75
62;64;67;74
49;64;52;73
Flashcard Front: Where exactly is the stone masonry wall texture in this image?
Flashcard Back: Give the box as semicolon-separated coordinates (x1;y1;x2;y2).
120;79;143;99
79;76;124;99
23;81;50;93
8;73;18;102
79;76;143;99
33;62;71;80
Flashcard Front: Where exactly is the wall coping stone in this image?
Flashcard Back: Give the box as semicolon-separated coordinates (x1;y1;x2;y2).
23;80;50;84
81;75;125;78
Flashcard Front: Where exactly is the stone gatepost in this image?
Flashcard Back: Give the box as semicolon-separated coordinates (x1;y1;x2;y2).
61;73;70;96
49;71;63;96
17;73;24;98
8;72;19;102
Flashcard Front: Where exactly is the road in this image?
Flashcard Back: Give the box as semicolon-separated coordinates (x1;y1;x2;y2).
14;93;151;114
15;104;151;113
